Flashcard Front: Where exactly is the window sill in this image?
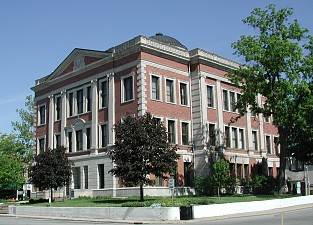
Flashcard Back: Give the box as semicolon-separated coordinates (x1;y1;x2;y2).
121;99;134;105
165;101;176;105
179;103;190;108
37;123;46;128
151;98;162;102
207;106;216;110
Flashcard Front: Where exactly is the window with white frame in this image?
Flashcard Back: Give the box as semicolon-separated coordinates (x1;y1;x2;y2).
101;124;108;147
151;75;160;100
76;89;84;114
208;123;216;146
55;96;61;121
76;130;83;151
100;80;108;108
181;122;189;145
38;138;45;153
166;79;175;103
83;166;88;189
231;127;238;148
252;131;258;150
55;134;61;148
38;105;46;125
86;86;92;112
239;128;245;149
73;167;81;189
86;127;91;149
68;92;74;116
223;90;229;111
68;131;72;152
265;135;271;154
224;126;230;148
207;86;214;108
180;82;188;106
167;120;176;144
274;136;279;155
98;164;105;189
122;76;134;102
230;92;236;112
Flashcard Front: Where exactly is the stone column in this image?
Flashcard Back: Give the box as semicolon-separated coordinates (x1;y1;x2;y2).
216;80;224;149
91;79;98;154
257;94;265;156
60;90;67;147
200;74;208;147
246;108;253;156
48;95;54;149
108;73;115;145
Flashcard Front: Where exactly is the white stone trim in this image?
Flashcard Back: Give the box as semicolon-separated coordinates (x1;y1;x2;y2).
48;95;54;149
141;60;189;77
120;72;135;104
98;77;108;109
178;80;190;107
37;103;47;126
164;77;177;104
149;73;162;102
137;62;147;116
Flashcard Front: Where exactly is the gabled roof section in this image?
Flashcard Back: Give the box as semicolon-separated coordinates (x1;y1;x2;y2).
42;48;110;83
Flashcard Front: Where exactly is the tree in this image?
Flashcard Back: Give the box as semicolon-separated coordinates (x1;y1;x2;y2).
229;4;313;192
11;95;35;162
0;136;25;191
107;113;178;201
29;146;72;201
210;159;231;197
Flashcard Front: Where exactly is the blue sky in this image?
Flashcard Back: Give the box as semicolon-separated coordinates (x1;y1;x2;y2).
0;0;312;133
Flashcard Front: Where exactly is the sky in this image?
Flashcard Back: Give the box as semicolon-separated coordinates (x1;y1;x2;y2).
0;0;312;133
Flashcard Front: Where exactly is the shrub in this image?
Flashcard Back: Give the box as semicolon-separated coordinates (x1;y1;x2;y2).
195;176;213;196
251;175;277;195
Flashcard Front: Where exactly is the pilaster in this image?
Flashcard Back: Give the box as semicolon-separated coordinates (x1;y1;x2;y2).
108;73;115;145
60;90;67;147
137;62;147;116
216;80;224;148
257;94;265;155
48;95;54;149
91;79;98;154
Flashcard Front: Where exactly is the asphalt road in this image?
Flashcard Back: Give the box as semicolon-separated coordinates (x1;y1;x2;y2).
0;206;312;225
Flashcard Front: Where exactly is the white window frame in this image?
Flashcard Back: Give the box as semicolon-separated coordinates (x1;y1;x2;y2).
238;128;245;150
178;80;190;107
67;129;73;153
224;125;246;150
67;91;75;118
252;130;259;151
207;122;217;146
206;84;216;109
222;89;241;113
180;120;191;146
76;88;85;116
121;74;135;103
37;103;47;126
273;135;280;155
85;85;92;113
83;165;88;190
164;77;176;104
54;94;62;122
166;118;178;144
265;134;272;154
37;136;46;154
99;78;108;109
53;133;61;149
150;74;162;101
99;122;109;148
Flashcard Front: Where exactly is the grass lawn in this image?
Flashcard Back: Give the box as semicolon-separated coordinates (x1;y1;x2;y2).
23;194;293;207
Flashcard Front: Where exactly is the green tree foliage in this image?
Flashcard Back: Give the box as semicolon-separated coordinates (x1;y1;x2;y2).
0;135;25;190
29;146;72;200
107;113;178;201
210;159;232;197
11;95;35;162
229;4;313;191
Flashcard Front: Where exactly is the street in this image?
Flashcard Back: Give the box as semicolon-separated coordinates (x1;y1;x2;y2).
0;206;312;225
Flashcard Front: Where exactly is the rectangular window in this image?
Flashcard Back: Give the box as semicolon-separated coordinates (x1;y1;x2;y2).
207;86;214;108
76;130;83;151
167;120;176;144
73;167;81;189
38;138;45;153
55;134;61;148
266;135;271;154
68;131;72;153
98;164;105;189
101;124;108;147
239;129;245;149
181;122;189;145
39;105;46;125
252;131;258;150
225;126;230;148
230;92;236;112
274;137;279;155
151;76;160;100
83;166;88;189
76;89;84;114
123;76;133;102
55;96;61;121
209;124;216;146
166;79;175;103
86;128;91;149
87;86;91;112
223;90;229;111
180;83;188;106
68;92;74;116
231;127;238;148
101;80;108;108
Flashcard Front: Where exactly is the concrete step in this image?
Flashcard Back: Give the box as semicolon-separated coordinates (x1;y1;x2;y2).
0;205;8;214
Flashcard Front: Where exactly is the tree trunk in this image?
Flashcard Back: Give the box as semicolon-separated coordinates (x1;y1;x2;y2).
278;126;288;194
217;187;220;197
139;183;144;202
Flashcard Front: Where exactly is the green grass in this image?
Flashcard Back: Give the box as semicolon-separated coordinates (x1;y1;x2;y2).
23;194;293;207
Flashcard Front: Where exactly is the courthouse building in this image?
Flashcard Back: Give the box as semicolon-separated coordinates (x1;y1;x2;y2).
32;33;280;197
